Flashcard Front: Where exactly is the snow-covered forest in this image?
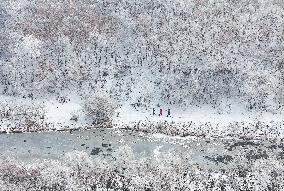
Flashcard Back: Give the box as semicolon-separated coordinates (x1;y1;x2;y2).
1;148;284;190
0;0;284;190
0;0;283;131
1;0;284;110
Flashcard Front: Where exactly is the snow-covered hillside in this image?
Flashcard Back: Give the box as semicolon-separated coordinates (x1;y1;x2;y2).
0;0;283;132
1;1;284;190
1;0;284;110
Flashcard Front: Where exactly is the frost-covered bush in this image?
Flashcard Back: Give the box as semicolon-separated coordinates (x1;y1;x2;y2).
0;148;284;190
83;95;117;127
0;100;46;132
123;120;284;140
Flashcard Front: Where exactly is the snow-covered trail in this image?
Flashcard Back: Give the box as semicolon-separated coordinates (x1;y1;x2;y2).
115;101;284;123
1;94;283;128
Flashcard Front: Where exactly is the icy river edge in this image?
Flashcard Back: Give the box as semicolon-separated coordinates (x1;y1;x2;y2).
1;128;284;171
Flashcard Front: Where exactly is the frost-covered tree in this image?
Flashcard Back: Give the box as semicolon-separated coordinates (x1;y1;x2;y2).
83;95;117;126
1;0;284;112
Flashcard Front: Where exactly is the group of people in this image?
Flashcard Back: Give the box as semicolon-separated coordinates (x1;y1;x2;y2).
152;108;171;117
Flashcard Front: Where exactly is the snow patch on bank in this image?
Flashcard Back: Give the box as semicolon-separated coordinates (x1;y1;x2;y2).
113;101;284;127
45;98;83;125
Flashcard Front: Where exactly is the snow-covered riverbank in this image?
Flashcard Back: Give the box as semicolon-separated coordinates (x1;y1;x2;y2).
1;95;283;141
1;128;284;190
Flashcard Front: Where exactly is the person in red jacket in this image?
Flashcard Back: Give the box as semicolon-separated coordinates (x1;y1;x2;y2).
159;108;163;116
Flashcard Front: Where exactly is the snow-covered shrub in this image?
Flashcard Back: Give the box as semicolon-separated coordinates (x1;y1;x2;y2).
0;100;46;132
122;120;284;140
1;148;284;190
82;95;117;127
70;112;79;122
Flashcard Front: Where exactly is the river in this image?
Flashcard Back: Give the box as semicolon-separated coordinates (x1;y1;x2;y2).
0;128;283;170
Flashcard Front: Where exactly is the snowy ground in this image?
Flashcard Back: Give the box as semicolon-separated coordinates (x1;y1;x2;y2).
1;95;283;137
41;94;284;127
113;102;284;125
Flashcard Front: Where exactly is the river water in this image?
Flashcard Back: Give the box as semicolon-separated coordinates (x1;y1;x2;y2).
0;128;283;170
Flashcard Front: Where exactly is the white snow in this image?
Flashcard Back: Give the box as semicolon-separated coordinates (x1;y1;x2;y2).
0;94;283;134
113;101;284;127
45;99;82;125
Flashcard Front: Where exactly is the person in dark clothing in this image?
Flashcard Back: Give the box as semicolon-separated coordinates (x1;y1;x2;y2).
153;108;155;115
167;108;171;117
